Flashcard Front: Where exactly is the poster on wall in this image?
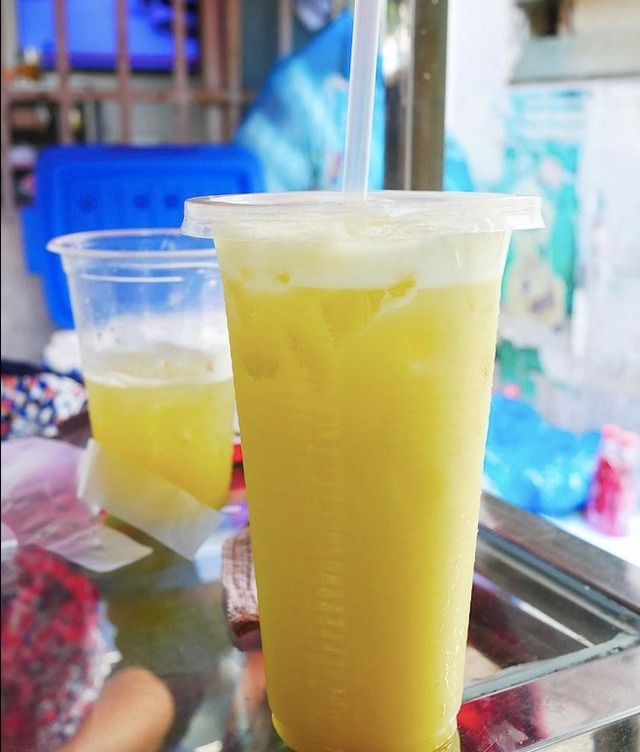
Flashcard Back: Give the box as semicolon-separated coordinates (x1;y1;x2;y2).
496;88;584;331
492;82;640;432
490;87;586;398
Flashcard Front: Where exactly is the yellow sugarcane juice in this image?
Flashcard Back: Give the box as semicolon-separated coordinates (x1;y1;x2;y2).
183;191;543;752
84;344;234;508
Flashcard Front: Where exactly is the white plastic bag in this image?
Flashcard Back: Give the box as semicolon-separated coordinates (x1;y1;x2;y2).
1;437;151;571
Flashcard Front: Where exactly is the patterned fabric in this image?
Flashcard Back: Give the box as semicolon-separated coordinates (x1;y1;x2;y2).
1;368;87;441
1;546;106;751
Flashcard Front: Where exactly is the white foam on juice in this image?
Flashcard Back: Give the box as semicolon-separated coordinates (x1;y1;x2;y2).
216;231;510;292
85;341;233;387
183;190;542;292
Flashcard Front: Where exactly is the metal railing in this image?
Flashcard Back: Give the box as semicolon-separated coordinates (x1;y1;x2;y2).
0;0;287;214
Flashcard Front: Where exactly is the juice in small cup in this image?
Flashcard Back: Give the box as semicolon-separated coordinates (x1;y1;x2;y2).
48;229;235;511
183;191;542;751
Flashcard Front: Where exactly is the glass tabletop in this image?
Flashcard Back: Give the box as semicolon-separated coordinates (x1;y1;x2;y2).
2;443;639;752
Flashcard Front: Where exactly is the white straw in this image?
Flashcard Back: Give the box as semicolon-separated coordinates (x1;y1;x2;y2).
342;0;384;198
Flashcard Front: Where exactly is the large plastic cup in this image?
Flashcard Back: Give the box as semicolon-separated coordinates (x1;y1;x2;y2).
182;191;543;752
47;229;235;510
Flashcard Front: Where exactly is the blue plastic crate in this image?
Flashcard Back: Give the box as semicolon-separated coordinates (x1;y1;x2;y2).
21;144;265;329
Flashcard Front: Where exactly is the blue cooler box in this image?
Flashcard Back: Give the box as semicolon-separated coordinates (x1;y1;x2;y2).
21;144;265;329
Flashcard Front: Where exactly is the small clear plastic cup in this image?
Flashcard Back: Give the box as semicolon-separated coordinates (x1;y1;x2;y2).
48;229;235;526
